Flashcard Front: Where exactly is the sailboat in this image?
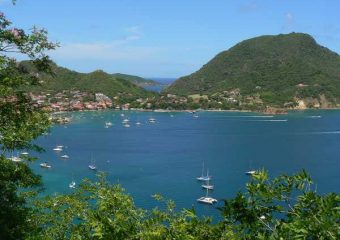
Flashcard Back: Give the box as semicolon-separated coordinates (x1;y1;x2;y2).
69;181;76;189
88;155;97;170
53;145;63;152
245;159;257;175
197;188;217;204
149;117;156;123
196;163;211;181
202;178;214;190
40;162;51;168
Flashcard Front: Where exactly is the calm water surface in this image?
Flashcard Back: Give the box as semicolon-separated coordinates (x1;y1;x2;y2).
30;110;340;218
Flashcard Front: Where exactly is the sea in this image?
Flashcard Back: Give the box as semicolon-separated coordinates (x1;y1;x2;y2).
28;110;340;219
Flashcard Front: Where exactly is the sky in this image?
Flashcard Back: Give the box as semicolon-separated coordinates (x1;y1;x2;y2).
1;0;340;78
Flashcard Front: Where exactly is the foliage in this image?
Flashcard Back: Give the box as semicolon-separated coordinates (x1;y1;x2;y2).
0;10;57;239
29;173;218;240
218;169;340;239
28;171;339;239
111;73;159;87
166;33;340;107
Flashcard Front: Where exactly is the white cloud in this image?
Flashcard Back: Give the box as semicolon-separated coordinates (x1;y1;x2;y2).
125;26;141;34
283;12;294;31
239;1;258;13
50;39;162;61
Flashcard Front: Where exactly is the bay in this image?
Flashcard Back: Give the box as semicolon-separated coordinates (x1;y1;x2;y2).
30;110;340;218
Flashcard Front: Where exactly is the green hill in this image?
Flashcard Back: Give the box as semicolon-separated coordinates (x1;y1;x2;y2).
21;61;155;99
165;33;340;108
111;73;159;87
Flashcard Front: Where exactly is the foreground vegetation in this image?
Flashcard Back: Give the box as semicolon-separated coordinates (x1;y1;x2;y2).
0;6;339;240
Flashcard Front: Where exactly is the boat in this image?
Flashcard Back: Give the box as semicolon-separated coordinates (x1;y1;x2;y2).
53;146;63;152
193;114;199;118
88;155;96;170
69;181;76;189
40;162;51;168
136;121;142;125
56;145;64;148
245;170;257;175
202;179;214;190
60;154;69;159
20;152;29;156
149;117;156;123
196;163;212;181
123;123;130;128
122;119;129;123
9;156;22;162
197;189;217;204
88;164;96;170
105;122;113;127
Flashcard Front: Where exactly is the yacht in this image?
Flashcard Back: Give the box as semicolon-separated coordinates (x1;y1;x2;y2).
53;146;63;152
149;117;156;123
88;164;96;170
9;156;22;162
197;163;212;181
202;179;214;190
105;122;113;128
122;119;130;123
60;154;69;159
197;189;217;204
40;162;51;168
245;170;257;175
69;181;76;189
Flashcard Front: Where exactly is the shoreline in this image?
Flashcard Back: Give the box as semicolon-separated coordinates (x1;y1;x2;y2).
51;107;340;116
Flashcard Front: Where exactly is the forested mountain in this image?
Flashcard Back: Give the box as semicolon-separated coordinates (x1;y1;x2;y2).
166;33;340;108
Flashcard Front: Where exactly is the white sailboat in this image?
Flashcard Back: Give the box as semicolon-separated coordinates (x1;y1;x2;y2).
149;117;156;123
69;181;76;189
40;162;51;168
196;163;211;181
202;178;214;190
60;154;69;159
197;188;217;204
88;155;96;170
245;159;256;175
245;170;257;175
53;145;63;152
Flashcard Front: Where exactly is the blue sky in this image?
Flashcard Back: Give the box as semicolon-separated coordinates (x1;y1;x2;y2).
1;0;339;78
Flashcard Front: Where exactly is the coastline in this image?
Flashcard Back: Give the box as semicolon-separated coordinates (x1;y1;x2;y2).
51;107;340;116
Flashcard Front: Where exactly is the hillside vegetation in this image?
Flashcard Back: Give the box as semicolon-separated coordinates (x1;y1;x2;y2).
166;33;340;108
21;61;155;99
111;73;159;87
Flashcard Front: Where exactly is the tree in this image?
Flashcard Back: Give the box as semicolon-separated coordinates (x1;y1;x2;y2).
0;9;57;239
218;169;340;239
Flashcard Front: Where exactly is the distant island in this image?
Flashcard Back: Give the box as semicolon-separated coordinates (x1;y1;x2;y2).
24;33;340;114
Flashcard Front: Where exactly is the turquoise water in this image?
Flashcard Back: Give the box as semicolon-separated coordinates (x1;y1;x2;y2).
30;110;340;218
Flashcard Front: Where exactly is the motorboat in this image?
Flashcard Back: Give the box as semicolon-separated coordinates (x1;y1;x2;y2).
40;162;51;168
60;154;69;159
124;123;130;128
